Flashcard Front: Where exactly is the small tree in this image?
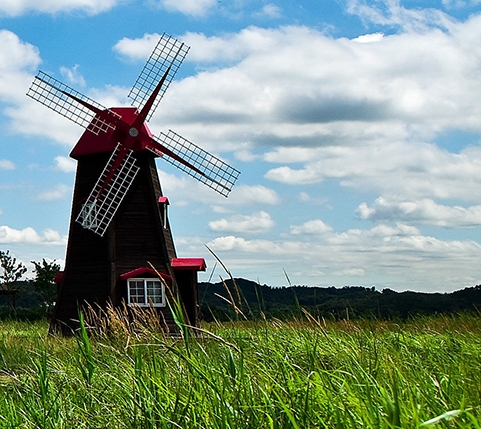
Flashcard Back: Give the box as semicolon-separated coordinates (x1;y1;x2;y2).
0;250;27;309
0;250;27;289
31;258;60;310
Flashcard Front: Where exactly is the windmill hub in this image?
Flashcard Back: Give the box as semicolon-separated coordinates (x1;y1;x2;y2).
129;127;139;138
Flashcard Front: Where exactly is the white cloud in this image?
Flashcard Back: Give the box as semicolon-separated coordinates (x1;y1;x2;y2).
358;197;481;227
158;168;280;208
138;16;481;178
264;141;481;202
228;185;280;206
205;222;481;291
60;65;86;87
209;211;274;233
0;225;66;245
154;0;217;17
36;184;71;202
0;160;14;170
0;30;40;103
55;156;76;173
353;32;384;43
332;268;366;277
290;219;333;235
346;0;457;33
113;33;163;62
0;0;118;16
254;4;282;19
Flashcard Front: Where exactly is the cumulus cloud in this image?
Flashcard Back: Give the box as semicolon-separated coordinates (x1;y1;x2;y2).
0;0;118;16
153;0;217;17
0;160;14;170
0;225;66;245
264;141;481;202
332;268;366;277
0;30;40;103
209;211;274;233
254;4;282;19
206;222;481;291
115;16;481;169
36;184;71;202
113;33;163;62
60;65;86;87
290;219;332;235
357;197;481;227
55;156;76;173
346;0;458;32
158;168;280;208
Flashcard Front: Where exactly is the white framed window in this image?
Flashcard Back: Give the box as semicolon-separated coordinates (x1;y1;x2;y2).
127;278;165;307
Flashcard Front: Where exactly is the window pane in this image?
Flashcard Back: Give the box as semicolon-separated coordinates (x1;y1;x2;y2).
129;280;145;304
146;280;163;304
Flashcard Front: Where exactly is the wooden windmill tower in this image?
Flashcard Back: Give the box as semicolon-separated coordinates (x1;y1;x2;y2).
27;34;240;333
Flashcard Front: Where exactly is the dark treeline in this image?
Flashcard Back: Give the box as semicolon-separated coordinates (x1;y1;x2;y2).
199;278;481;321
2;278;481;321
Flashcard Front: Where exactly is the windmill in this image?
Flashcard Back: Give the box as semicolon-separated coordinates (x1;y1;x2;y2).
27;34;240;333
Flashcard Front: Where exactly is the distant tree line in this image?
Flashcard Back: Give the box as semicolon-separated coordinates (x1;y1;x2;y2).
199;278;481;321
2;248;481;321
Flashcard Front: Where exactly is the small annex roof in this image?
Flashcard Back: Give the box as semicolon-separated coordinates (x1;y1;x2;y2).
171;258;206;272
54;271;64;284
119;267;172;281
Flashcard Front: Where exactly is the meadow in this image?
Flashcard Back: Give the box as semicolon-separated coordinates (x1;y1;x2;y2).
0;312;480;428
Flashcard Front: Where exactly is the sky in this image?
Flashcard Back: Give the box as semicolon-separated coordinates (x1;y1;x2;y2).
1;0;481;293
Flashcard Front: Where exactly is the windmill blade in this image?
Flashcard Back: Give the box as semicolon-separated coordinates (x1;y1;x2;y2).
76;143;140;237
154;130;240;197
128;33;190;122
27;71;117;135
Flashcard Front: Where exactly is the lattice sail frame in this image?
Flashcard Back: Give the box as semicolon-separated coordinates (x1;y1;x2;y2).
128;33;190;122
26;71;119;135
76;143;140;237
27;33;240;237
154;130;240;197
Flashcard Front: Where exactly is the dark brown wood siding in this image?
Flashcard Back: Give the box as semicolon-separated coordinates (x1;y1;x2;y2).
50;152;180;333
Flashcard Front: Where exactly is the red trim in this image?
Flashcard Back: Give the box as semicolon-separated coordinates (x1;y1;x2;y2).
171;258;206;272
70;107;156;159
158;196;169;205
54;271;64;284
120;267;172;281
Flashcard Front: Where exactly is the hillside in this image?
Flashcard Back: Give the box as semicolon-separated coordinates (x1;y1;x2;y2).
199;279;481;320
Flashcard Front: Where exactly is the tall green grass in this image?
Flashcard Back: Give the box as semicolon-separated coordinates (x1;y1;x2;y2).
0;314;480;428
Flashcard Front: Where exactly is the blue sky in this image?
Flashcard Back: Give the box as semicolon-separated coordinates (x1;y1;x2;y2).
1;0;481;292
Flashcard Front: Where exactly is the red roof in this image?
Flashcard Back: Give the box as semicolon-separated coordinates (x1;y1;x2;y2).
120;267;171;281
171;258;206;271
70;107;155;159
158;196;169;204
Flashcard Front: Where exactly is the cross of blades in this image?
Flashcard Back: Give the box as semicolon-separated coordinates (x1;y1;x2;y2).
27;34;240;237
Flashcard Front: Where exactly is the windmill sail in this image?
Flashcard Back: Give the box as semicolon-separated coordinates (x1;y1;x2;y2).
26;71;118;135
28;33;240;239
128;33;190;122
76;143;140;236
154;130;240;197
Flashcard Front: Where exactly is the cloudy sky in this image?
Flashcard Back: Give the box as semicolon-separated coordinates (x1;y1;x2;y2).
1;0;481;292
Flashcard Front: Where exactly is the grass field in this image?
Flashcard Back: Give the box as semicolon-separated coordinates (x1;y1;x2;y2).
0;312;480;428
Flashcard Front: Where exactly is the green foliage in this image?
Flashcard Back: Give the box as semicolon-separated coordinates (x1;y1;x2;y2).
199;279;481;321
30;259;60;309
0;250;27;289
0;315;480;427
